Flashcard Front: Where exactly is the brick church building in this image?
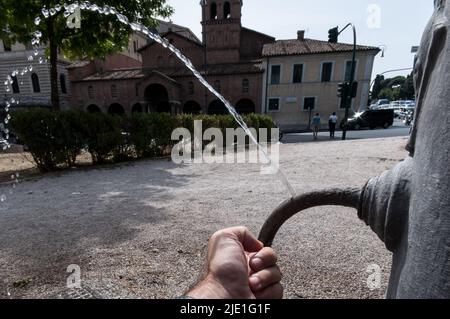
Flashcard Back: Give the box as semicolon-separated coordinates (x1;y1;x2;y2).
68;0;275;115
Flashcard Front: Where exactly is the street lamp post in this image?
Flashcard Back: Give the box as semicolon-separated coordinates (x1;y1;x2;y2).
328;23;357;141
340;23;357;141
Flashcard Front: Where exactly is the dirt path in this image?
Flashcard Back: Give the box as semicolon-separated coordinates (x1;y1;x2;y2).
0;137;408;299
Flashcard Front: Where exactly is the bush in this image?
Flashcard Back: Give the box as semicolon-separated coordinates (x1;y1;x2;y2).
130;112;176;158
82;113;123;164
10;109;277;172
58;110;87;166
10;108;68;172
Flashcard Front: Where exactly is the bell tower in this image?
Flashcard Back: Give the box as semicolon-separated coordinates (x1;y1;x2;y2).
201;0;243;64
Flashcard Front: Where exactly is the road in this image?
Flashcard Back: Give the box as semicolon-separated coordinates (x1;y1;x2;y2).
0;138;409;299
282;120;411;143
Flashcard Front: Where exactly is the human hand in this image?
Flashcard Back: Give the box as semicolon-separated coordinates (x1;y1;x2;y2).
187;227;283;299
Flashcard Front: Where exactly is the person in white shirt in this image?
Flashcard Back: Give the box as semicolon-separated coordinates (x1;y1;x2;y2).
328;112;338;139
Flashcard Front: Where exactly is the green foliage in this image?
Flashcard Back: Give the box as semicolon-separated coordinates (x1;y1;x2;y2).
0;0;173;59
9;108;77;171
130;112;176;158
0;0;173;109
83;112;123;164
58;110;87;166
9;109;277;172
371;75;385;100
371;72;415;101
378;87;399;101
399;73;415;100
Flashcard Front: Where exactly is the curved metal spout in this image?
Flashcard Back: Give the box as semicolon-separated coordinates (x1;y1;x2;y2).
258;188;362;247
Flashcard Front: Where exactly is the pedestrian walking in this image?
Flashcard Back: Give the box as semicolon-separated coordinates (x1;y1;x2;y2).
329;112;338;139
311;113;321;140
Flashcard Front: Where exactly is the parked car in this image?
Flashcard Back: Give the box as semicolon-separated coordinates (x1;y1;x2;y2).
370;99;390;110
342;109;395;130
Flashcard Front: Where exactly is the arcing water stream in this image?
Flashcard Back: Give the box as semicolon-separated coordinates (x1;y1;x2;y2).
3;2;296;198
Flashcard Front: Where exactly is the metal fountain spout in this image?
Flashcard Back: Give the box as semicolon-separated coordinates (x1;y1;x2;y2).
259;0;450;299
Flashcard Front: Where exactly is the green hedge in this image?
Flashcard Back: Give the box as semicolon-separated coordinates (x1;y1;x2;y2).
10;108;276;172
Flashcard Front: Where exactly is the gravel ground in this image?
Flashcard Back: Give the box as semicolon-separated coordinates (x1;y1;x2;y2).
0;137;408;299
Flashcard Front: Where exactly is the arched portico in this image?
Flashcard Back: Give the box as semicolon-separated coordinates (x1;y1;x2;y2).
87;104;101;113
208;99;228;115
108;103;125;116
184;101;202;114
144;83;171;113
235;98;256;114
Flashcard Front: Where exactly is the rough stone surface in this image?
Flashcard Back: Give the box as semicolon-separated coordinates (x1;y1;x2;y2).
0;137;408;299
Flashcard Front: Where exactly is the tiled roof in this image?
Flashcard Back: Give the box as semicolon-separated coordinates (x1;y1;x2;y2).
156;20;202;44
263;38;380;57
153;62;263;77
67;60;92;69
76;62;263;82
80;68;144;81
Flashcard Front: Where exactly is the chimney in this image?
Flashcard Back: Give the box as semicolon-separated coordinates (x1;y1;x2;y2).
297;30;305;41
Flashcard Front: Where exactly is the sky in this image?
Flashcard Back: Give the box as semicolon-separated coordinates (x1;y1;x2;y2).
165;0;434;80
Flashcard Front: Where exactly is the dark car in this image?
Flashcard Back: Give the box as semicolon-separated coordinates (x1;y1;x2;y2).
343;109;394;130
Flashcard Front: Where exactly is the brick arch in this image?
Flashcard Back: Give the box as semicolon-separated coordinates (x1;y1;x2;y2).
208;99;228;115
144;83;171;113
87;104;102;113
108;103;125;116
183;100;202;114
132;103;144;113
235;98;256;115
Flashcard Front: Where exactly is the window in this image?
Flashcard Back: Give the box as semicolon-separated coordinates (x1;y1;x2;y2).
133;41;138;53
111;85;118;98
344;60;358;82
135;84;139;97
268;98;280;112
31;73;41;93
224;2;231;19
321;62;333;82
242;79;249;93
88;86;94;99
188;81;194;95
303;97;316;111
270;65;281;85
293;64;304;83
210;2;218;20
214;80;221;93
12;76;20;93
60;74;67;94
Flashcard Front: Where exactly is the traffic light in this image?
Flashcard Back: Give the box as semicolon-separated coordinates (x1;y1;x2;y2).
350;81;358;98
328;27;339;43
337;82;350;98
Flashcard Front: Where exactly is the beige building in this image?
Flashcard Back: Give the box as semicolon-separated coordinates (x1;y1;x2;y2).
0;41;71;109
261;31;380;131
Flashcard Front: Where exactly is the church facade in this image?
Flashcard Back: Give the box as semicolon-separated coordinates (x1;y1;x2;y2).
68;0;275;116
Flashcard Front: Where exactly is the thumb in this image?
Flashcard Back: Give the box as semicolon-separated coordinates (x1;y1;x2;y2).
229;227;264;253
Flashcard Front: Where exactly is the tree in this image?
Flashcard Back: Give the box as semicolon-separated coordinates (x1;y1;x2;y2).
371;73;415;102
371;74;385;100
386;75;406;89
378;87;402;101
399;71;415;100
0;0;173;110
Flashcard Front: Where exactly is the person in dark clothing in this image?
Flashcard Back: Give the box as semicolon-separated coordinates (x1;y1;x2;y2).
328;112;338;139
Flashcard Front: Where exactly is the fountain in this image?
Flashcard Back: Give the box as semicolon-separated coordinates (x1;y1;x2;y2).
4;1;449;299
259;0;450;298
2;1;297;204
